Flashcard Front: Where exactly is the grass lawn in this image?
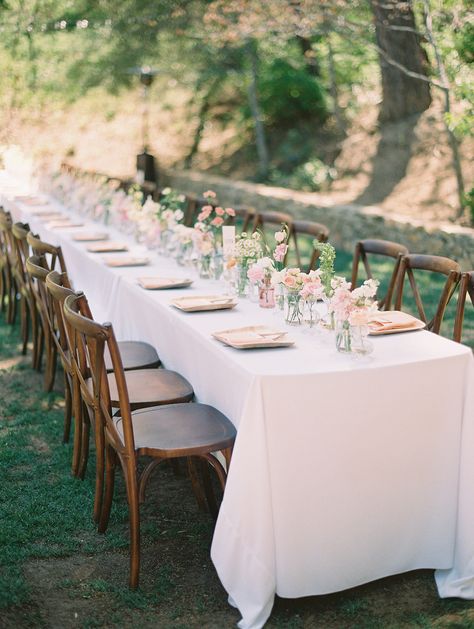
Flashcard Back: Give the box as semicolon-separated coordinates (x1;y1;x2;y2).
0;269;473;628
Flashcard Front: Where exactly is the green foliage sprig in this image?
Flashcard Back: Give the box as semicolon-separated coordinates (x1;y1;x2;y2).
313;241;336;298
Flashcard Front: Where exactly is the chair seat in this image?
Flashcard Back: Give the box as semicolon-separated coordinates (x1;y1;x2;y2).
114;403;236;456
88;369;194;410
105;341;160;372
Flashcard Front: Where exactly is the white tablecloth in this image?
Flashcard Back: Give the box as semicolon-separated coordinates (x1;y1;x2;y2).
3;175;474;629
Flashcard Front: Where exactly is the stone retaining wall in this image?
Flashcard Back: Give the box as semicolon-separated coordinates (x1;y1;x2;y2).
164;169;474;270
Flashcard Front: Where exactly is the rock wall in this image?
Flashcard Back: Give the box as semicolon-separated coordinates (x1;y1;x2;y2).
164;169;474;270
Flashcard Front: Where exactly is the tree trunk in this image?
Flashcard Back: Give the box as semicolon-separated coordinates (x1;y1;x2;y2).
371;0;432;121
246;40;270;179
297;36;320;77
327;34;345;135
184;79;219;169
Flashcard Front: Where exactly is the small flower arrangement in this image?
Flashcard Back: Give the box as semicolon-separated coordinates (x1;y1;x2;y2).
247;256;274;284
330;278;379;325
156;188;185;230
272;224;290;271
299;270;324;301
194;190;235;239
233;231;263;265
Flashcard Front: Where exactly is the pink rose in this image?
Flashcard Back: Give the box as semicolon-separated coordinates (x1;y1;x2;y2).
283;275;296;288
211;216;224;227
215;206;225;216
247;265;264;283
226;207;235;217
203;190;216;199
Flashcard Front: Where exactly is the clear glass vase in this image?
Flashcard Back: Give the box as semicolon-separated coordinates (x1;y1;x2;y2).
285;292;303;325
236;263;249;298
335;321;373;355
198;254;212;279
302;297;320;333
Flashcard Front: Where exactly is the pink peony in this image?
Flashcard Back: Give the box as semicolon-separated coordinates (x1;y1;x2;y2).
211;216;224;227
247;265;265;283
203;190;217;199
273;243;288;263
226;207;235;217
215;206;225;216
283;275;297;288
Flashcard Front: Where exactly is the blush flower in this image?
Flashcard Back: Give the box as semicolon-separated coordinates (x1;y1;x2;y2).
203;190;217;199
274;243;288;263
226;207;235;217
211;216;224;227
215;206;225;216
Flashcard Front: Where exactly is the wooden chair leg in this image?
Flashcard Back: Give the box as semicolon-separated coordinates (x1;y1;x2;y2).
20;297;29;355
71;378;83;476
187;457;208;512
98;445;117;534
127;472;141;590
7;277;16;325
78;404;90;480
199;458;218;519
93;412;105;523
44;340;57;392
63;375;72;444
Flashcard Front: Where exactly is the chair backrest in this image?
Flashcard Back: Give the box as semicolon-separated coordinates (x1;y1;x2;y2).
45;270;75;371
26;232;67;273
351;239;409;310
394;253;461;334
10;222;31;290
229;206;256;234
291;219;330;272
454;271;474;344
252;210;293;233
0;210;13;262
63;293;133;460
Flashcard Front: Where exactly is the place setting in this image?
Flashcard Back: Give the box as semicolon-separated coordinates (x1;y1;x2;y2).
72;232;109;242
86;241;129;253
102;255;150;268
171;295;237;312
212;325;294;349
137;276;193;290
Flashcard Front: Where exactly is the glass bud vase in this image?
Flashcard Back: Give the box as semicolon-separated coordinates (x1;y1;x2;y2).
335;320;352;353
285;292;303;325
198;254;212;279
349;324;374;356
259;280;275;309
236;263;249;298
302;297;320;332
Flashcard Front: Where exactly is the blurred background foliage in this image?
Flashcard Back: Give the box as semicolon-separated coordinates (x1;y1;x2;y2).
0;0;472;214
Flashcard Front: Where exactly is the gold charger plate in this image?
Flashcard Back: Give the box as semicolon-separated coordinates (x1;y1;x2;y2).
171;295;237;312
368;312;426;336
138;277;193;290
87;242;128;253
47;220;84;229
212;325;295;349
73;232;109;242
103;256;150;267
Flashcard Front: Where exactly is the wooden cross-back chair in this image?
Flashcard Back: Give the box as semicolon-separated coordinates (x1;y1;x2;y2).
351;239;410;311
45;272;193;500
25;255;58;393
0;209;14;322
229;206;256;234
454;271;474;344
27;231;67;274
63;293;236;589
10;222;39;362
291;219;330;272
394;253;461;334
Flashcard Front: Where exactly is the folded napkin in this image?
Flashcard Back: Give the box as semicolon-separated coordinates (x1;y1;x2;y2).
369;311;420;331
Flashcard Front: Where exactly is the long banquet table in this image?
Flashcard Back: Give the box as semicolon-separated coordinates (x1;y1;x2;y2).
3;174;474;629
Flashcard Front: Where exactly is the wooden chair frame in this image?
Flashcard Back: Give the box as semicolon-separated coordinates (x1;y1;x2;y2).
351;239;409;311
0;209;14;322
394;253;461;334
291;219;330;272
63;293;235;588
454;271;474;344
